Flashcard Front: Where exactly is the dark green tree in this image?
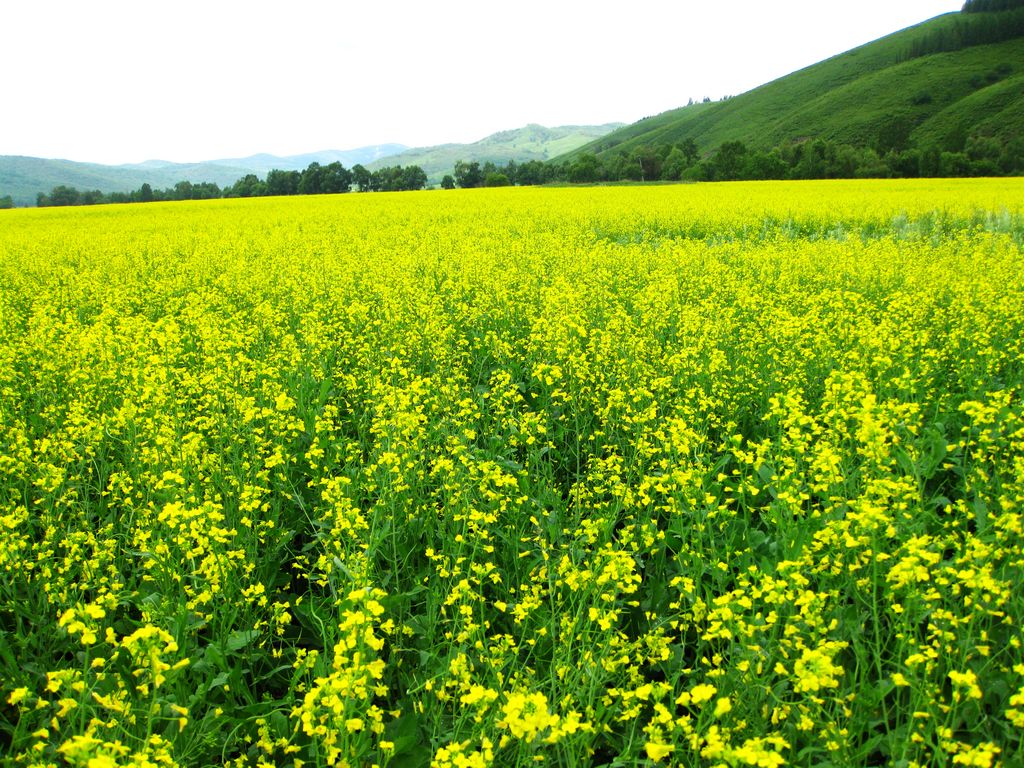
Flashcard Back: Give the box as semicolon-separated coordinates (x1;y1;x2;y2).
351;164;371;192
320;162;353;194
790;140;834;179
918;144;942;177
265;169;301;196
630;146;662;181
441;174;456;190
515;160;547;186
453;160;483;189
298;163;323;195
79;189;106;205
661;147;689;180
710;141;749;180
940;151;972;176
962;0;1024;13
484;172;511;187
504;160;519;185
999;136;1024;173
364;165;428;191
568;153;600;183
743;149;788;180
886;149;921;178
603;153;631;182
173;181;193;201
229;174;265;198
680;138;700;165
401;166;428;190
192;182;222;200
51;185;82;206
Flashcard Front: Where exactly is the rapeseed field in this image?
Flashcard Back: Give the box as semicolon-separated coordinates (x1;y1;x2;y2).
1;180;1023;767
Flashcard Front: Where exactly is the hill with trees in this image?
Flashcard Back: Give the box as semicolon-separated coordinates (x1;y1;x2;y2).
0;146;408;207
30;160;429;208
0;156;253;208
368;124;624;185
556;1;1024;180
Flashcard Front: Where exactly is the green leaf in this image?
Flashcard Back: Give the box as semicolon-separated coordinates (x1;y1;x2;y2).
916;426;948;479
385;713;423;753
208;672;230;690
384;713;429;768
204;643;226;671
270;709;290;738
317;377;333;406
225;629;259;652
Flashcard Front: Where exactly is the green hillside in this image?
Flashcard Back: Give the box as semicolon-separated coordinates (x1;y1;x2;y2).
0;147;415;208
563;8;1024;163
368;123;624;184
0;156;256;208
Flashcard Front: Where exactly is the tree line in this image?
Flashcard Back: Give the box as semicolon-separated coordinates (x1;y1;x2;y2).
440;132;1023;189
904;5;1024;59
20;130;1024;207
962;0;1024;13
32;161;427;208
237;162;427;197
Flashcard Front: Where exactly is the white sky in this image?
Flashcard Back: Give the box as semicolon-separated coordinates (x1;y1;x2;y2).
3;0;964;165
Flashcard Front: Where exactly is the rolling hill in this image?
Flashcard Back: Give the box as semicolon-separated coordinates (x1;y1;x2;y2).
561;7;1024;163
0;157;252;207
367;124;624;184
0;145;407;207
189;145;407;175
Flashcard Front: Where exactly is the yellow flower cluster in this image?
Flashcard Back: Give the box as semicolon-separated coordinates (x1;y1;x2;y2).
1;180;1022;766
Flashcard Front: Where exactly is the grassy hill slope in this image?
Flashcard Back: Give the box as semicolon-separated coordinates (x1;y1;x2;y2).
0;146;410;207
564;10;1024;161
368;123;624;184
0;157;257;207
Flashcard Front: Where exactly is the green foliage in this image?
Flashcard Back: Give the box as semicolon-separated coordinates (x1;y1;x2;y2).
483;172;511;187
631;146;663;181
0;156;260;207
709;141;749;180
352;164;371;192
660;147;689;180
543;130;1024;184
568;154;600;183
367;123;623;186
367;165;428;192
963;0;1024;12
266;169;301;196
557;16;1024;169
515;160;551;186
228;174;265;198
454;160;484;189
33;159;427;207
907;7;1024;57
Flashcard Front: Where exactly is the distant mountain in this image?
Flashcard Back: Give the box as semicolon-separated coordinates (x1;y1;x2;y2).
0;145;408;206
368;124;625;184
559;7;1024;164
0;156;255;207
129;144;411;174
